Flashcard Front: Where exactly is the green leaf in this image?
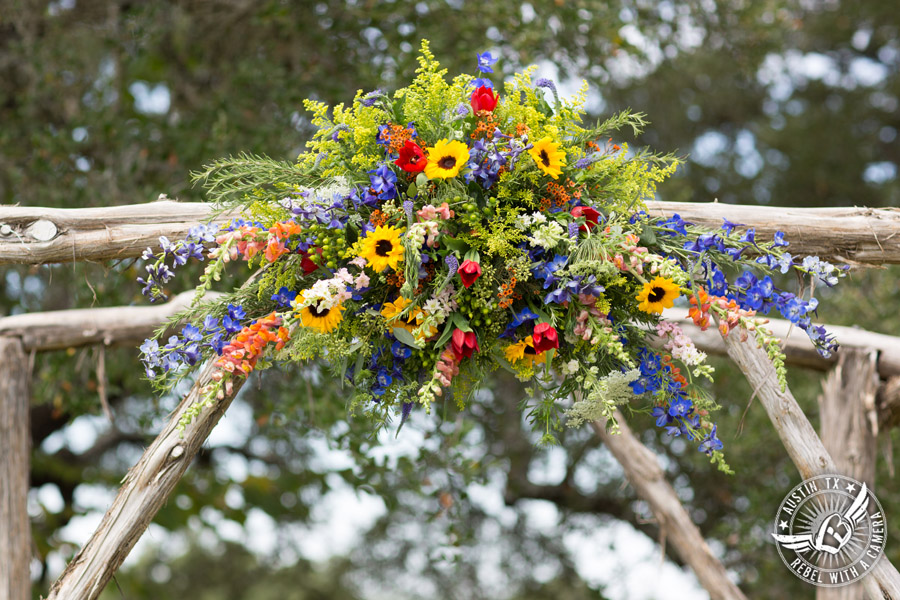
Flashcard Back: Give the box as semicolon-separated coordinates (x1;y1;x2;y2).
442;237;470;254
415;172;429;187
450;312;472;332
639;227;657;246
392;327;424;349
407;182;418;198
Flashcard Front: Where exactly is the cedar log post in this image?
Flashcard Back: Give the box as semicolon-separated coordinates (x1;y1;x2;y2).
720;331;900;599
45;358;247;600
1;336;32;600
817;349;880;600
2;201;900;265
592;415;748;600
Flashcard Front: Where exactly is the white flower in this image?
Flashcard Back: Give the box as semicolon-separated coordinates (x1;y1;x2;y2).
561;360;579;375
528;221;568;250
565;369;640;428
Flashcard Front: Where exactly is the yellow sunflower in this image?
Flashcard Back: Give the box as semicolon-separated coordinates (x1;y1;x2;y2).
297;297;344;333
359;225;405;272
424;139;469;180
504;336;548;368
636;277;681;314
528;137;567;179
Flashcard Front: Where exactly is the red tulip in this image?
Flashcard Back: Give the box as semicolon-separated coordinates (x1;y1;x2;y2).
532;323;559;353
470;86;499;113
451;329;480;361
571;205;601;232
394;140;427;173
457;259;482;289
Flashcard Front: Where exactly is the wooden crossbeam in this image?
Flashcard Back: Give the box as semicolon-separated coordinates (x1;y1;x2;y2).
2;200;900;265
0;291;215;352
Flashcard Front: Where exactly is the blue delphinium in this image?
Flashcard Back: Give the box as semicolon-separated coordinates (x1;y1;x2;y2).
271;287;297;308
476;51;498;73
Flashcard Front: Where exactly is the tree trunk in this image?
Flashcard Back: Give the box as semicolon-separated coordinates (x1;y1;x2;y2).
720;330;900;599
816;349;880;600
592;415;748;600
0;336;32;600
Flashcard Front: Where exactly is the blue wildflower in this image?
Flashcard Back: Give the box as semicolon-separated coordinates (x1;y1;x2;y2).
668;397;694;418
476;51;498;73
271;287;298;308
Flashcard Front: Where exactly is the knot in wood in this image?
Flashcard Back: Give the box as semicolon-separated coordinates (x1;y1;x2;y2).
26;219;59;242
169;444;185;460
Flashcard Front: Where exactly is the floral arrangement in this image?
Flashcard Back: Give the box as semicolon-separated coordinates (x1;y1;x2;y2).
137;41;844;470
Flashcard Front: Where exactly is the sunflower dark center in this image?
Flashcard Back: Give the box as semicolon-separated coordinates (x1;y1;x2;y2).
438;155;457;170
524;345;537;355
648;286;666;303
310;303;331;317
539;149;550;166
375;239;393;256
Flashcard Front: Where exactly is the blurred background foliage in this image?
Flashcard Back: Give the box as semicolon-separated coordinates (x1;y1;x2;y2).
1;0;899;598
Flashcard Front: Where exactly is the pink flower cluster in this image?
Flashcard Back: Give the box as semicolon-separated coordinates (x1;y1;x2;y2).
434;347;460;391
211;222;303;263
655;321;706;366
612;233;649;274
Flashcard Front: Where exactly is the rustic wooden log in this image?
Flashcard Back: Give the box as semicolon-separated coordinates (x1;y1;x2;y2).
650;202;900;266
0;291;221;352
2;201;900;265
720;330;900;599
0;200;231;265
0;336;32;600
663;308;900;429
45;358;247;600
592;414;748;600
816;349;880;600
665;307;900;378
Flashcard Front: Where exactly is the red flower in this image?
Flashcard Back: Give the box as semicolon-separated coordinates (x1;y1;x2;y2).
457;259;482;289
451;329;480;361
394;140;427;173
532;323;559;353
470;86;499;113
571;206;601;232
299;248;321;274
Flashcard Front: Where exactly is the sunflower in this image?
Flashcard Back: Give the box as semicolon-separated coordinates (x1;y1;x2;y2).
528;137;566;179
297;297;344;333
424;139;469;179
636;277;681;314
504;336;548;368
359;225;405;272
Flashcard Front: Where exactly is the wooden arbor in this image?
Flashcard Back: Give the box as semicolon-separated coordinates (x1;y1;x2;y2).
2;200;900;600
